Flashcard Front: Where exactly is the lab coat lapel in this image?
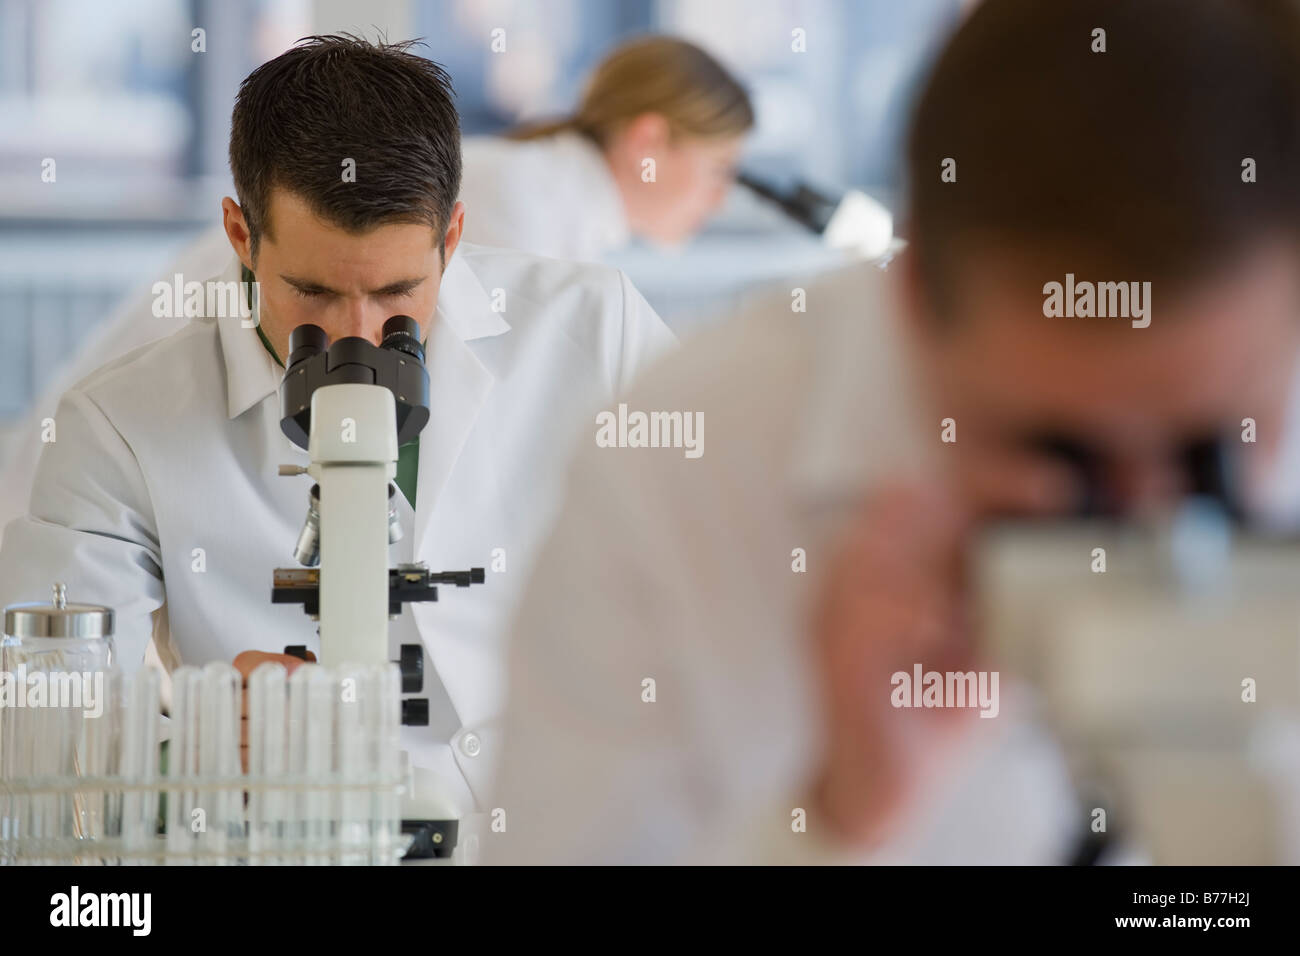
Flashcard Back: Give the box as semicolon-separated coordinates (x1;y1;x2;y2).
211;255;282;421
412;248;509;557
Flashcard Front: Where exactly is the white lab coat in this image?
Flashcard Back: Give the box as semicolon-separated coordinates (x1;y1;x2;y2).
487;263;1099;864
0;227;234;537
459;132;630;263
0;242;677;815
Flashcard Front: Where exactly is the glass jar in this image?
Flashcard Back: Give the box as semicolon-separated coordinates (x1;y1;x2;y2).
1;583;117;858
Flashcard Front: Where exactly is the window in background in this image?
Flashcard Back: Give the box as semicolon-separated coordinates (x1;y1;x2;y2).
0;0;309;220
415;0;653;133
0;0;309;426
658;0;959;195
0;0;192;218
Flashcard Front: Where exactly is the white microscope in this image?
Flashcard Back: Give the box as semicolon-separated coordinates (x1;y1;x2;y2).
269;316;483;860
972;435;1300;864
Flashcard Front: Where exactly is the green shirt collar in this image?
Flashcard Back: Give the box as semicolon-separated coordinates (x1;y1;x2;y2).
241;264;284;368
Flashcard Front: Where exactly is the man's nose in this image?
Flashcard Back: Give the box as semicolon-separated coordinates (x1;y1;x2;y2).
335;299;385;345
1109;457;1188;515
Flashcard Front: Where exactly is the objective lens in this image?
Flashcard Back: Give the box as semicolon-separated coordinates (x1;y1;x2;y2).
293;483;403;568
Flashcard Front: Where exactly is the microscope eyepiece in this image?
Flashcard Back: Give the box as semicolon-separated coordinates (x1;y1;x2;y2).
381;315;424;362
287;324;329;370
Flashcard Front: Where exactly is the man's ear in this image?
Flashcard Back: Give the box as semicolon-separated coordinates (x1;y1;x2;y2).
893;245;943;339
441;200;466;266
221;197;255;272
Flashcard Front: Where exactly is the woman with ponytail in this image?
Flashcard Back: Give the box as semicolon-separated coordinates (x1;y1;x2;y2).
459;35;754;262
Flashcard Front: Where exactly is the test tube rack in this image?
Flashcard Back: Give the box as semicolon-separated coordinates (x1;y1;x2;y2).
0;661;407;865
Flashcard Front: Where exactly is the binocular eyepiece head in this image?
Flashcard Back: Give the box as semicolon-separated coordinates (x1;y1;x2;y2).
278;316;431;450
287;315;424;370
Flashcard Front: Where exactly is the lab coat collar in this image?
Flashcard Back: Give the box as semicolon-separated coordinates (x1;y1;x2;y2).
786;263;936;508
411;251;506;554
214;248;511;421
212;256;279;421
435;243;512;340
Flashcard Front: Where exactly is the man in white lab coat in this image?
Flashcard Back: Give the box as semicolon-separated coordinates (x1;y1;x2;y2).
488;0;1300;863
0;36;675;816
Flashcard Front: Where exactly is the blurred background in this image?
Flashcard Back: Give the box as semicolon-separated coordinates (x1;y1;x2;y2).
5;0;1300;868
0;0;961;456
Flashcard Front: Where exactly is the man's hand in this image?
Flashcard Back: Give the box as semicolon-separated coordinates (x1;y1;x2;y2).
809;453;1082;850
809;482;971;848
233;649;316;773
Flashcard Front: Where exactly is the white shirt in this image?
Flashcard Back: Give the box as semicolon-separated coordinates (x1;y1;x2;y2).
0;242;677;815
459;132;630;263
486;263;1100;864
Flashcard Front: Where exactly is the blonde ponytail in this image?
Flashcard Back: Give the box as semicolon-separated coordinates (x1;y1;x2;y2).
507;35;753;144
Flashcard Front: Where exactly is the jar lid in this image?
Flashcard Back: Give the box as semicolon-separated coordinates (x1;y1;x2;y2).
3;583;114;639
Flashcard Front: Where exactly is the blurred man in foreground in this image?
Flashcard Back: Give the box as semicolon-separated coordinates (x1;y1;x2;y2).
487;0;1300;863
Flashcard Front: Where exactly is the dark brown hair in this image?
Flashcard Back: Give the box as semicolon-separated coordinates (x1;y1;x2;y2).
229;34;462;261
905;0;1300;317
